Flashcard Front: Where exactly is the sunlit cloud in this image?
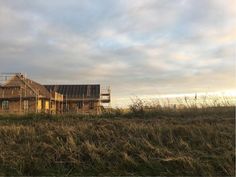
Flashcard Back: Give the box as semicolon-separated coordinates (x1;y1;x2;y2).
0;0;235;106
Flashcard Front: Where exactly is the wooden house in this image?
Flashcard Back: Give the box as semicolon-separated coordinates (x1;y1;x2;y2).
0;74;63;114
44;85;111;114
0;73;111;115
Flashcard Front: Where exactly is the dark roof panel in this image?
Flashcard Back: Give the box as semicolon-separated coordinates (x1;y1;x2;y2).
44;85;100;99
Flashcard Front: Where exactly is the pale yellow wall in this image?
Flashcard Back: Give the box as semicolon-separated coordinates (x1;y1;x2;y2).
45;101;49;110
37;100;42;111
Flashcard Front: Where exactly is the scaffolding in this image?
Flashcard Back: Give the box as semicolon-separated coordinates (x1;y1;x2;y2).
0;73;28;114
0;73;63;114
100;86;111;108
0;73;111;114
0;73;23;85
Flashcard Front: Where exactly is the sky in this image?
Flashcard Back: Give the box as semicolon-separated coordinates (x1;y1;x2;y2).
0;0;235;107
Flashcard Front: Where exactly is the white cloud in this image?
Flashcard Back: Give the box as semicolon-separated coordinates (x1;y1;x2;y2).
0;0;235;106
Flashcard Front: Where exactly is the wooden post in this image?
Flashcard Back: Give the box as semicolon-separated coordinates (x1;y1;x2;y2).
65;94;68;113
49;90;51;114
61;94;63;114
19;87;22;114
35;90;38;113
82;94;84;114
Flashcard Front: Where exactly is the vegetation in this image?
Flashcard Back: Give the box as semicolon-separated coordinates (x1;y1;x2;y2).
0;97;235;176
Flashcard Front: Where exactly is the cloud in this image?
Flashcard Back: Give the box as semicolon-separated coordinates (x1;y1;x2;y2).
0;0;235;106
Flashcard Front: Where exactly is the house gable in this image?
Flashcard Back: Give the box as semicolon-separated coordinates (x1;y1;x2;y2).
2;74;50;98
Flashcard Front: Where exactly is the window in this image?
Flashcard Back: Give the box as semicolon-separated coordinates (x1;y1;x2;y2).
2;100;9;110
77;101;83;109
45;101;49;110
23;100;29;111
37;100;42;111
89;101;94;109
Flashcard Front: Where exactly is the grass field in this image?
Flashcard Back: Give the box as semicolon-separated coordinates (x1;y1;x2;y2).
0;104;235;176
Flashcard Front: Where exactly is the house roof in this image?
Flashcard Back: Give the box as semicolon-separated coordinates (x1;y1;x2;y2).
3;74;51;98
44;85;100;99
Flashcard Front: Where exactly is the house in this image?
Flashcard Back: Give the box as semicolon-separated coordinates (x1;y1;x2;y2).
44;85;111;114
44;85;101;114
0;73;111;114
0;74;63;114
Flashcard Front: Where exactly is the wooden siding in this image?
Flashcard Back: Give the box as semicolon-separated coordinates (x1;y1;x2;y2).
0;75;103;115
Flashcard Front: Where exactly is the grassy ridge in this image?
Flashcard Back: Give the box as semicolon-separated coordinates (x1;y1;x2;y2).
0;107;235;176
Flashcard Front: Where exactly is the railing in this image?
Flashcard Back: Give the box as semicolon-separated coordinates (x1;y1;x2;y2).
100;86;111;104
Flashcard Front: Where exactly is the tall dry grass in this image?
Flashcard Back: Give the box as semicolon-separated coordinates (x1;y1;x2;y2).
0;96;235;176
102;95;235;118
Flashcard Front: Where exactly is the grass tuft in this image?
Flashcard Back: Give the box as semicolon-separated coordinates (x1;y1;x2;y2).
0;97;235;176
